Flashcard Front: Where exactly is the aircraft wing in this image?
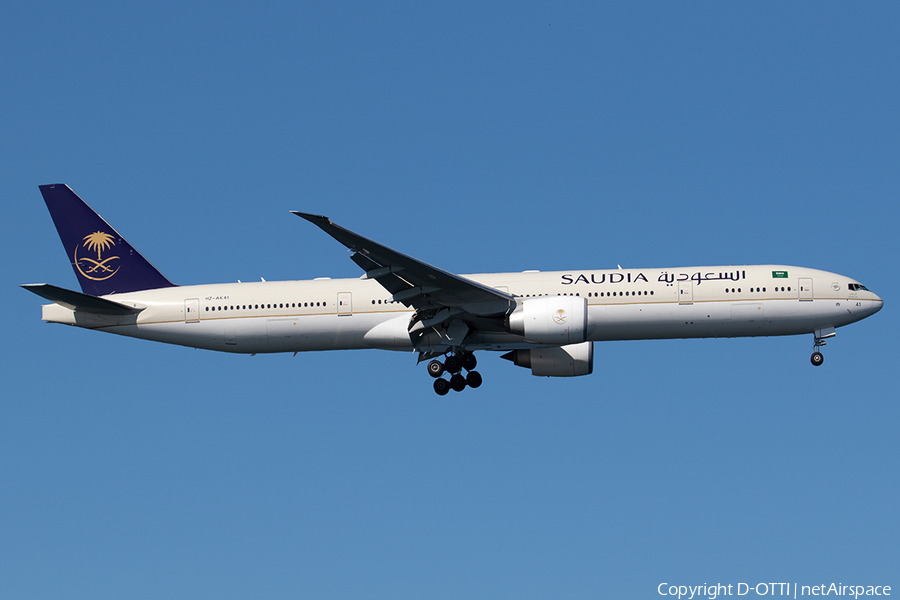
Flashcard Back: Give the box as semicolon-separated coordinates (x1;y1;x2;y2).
292;212;513;317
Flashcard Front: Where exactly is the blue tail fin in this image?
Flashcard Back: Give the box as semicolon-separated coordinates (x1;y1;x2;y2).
39;184;176;296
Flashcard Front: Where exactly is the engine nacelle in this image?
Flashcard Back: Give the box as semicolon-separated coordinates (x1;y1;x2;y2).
507;295;587;345
502;341;594;377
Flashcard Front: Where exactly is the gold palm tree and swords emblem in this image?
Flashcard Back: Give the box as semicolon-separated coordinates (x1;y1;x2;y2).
552;308;567;324
74;231;121;281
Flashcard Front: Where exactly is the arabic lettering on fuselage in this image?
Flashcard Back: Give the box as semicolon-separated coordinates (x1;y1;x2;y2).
560;270;746;286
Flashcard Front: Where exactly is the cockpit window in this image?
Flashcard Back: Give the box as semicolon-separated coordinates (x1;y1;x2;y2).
849;283;870;292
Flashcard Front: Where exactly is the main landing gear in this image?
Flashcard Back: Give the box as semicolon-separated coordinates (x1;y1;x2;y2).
428;351;482;395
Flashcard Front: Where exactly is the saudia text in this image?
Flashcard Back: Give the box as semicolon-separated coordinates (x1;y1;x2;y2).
561;270;747;286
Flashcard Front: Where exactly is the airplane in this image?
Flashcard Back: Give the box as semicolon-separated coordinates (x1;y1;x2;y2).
23;184;883;395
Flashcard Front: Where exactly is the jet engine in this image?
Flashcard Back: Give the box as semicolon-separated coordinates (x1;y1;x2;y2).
507;295;587;344
501;341;594;377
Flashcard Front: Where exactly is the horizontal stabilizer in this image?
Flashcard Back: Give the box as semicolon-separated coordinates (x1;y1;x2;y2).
21;283;144;315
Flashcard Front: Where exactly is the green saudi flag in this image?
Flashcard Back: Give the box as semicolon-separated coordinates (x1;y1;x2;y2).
772;271;788;278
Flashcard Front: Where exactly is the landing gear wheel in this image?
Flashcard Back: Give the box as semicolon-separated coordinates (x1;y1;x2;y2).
450;373;467;392
427;359;445;378
461;352;477;371
811;352;824;367
444;355;462;374
433;378;450;396
466;370;483;389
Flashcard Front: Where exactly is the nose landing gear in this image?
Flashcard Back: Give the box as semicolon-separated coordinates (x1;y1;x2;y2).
428;351;482;394
810;328;835;366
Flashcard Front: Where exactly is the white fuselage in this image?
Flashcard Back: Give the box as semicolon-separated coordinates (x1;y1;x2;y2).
39;265;883;355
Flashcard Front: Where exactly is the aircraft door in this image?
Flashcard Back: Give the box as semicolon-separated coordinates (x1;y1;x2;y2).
337;292;352;316
799;278;813;301
678;280;693;305
185;298;200;323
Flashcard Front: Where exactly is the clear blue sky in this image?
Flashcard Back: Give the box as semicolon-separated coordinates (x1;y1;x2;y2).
2;2;898;598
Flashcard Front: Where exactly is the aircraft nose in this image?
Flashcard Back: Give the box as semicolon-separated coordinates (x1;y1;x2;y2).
872;294;884;314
